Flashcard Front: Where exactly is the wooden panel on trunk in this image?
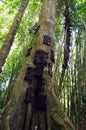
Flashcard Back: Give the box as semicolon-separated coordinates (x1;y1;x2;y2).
43;35;51;46
34;66;44;78
24;67;35;81
35;78;45;93
35;95;47;111
51;50;55;63
33;50;48;65
24;87;34;104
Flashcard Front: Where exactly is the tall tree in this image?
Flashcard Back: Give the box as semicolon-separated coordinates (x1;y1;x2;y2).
1;0;75;130
0;0;29;73
59;0;71;94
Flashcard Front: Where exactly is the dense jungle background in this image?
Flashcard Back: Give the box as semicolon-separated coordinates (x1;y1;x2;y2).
0;0;86;130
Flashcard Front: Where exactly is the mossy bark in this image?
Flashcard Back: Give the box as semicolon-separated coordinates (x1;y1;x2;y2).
1;0;75;130
44;72;75;130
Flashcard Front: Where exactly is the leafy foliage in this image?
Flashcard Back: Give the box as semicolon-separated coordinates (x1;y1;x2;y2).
0;0;41;108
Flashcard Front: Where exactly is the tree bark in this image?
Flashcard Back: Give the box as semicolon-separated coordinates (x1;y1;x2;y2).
0;0;75;130
45;72;75;130
0;0;29;73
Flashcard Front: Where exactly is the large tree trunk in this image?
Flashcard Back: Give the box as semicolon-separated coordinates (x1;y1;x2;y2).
0;0;75;130
0;0;29;73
